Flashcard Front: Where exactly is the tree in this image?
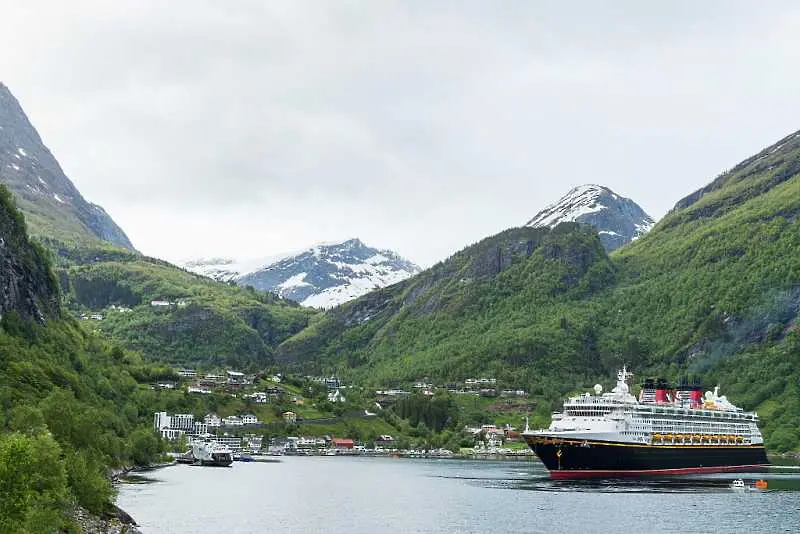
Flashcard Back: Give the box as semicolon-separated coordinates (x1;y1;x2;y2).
0;432;67;533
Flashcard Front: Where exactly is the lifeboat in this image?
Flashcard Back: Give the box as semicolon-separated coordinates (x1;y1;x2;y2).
755;480;768;489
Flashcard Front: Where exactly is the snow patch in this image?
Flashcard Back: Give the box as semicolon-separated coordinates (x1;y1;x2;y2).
365;253;389;265
53;193;64;204
17;147;27;157
278;272;311;291
526;184;608;228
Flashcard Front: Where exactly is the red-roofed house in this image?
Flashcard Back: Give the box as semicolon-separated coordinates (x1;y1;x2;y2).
332;438;354;449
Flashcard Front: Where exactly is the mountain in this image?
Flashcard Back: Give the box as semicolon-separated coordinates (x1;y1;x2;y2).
277;129;800;452
0;182;172;529
0;83;316;368
181;254;294;283
526;184;654;251
185;239;422;309
0;82;134;250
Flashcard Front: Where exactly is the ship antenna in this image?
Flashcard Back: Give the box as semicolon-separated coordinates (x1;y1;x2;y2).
524;414;530;433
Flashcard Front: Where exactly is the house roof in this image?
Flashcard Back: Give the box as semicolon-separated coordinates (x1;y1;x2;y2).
332;438;354;446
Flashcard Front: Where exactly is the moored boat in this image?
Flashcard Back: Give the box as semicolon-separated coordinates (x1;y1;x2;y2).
191;438;234;467
523;367;769;479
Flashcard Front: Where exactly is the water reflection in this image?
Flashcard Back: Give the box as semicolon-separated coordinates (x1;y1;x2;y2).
436;460;800;494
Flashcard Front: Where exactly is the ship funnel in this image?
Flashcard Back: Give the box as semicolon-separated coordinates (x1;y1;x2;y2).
689;385;703;407
655;379;671;403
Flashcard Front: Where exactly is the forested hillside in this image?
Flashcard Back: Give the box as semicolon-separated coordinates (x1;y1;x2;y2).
58;251;315;369
278;129;800;452
0;184;176;531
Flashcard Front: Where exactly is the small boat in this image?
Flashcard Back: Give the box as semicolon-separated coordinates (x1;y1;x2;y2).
731;478;746;490
754;479;768;489
176;450;194;464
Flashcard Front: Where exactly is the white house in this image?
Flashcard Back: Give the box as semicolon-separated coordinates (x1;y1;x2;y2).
227;370;245;384
222;415;243;426
328;390;346;403
241;414;259;425
245;392;268;404
204;413;222;427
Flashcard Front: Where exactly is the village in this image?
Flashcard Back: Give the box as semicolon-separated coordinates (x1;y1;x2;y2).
151;366;536;460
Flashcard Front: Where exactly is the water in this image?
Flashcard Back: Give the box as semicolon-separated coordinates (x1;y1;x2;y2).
117;457;800;533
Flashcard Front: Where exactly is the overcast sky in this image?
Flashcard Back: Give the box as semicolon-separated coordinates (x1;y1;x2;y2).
2;1;799;267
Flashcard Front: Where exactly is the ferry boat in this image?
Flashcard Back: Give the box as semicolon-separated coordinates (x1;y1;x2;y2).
522;367;769;479
190;438;234;467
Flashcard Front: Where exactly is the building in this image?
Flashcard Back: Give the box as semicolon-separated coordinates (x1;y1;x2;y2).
227;370;245;384
245;392;268;404
154;412;196;441
213;436;243;453
177;369;197;378
153;412;171;431
325;376;341;390
193;421;209;435
332;438;354;450
241;414;259;425
282;411;297;424
170;413;195;431
375;435;394;447
158;428;185;440
327;390;346;403
204;413;222;427
151;300;171;308
222;415;243;426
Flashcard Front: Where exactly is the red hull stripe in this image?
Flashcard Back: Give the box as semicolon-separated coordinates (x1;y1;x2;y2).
549;464;770;479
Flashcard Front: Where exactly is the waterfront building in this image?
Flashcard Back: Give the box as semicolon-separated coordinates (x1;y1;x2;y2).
332;438;355;450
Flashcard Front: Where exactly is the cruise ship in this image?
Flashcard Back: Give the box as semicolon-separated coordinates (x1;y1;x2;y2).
522;367;768;479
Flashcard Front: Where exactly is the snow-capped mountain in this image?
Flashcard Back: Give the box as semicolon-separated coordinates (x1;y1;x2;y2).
525;184;655;251
183;239;421;309
181;254;294;283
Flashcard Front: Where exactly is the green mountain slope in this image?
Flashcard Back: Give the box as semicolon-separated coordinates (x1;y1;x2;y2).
0;184;179;530
0;83;318;369
58;250;316;369
278;129;800;452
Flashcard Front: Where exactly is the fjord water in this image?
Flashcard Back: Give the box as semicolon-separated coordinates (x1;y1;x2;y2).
118;458;800;533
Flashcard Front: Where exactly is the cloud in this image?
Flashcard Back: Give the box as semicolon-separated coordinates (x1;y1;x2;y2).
2;1;800;265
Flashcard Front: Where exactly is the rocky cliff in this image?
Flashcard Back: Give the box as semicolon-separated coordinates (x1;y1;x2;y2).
0;82;135;250
0;184;59;323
